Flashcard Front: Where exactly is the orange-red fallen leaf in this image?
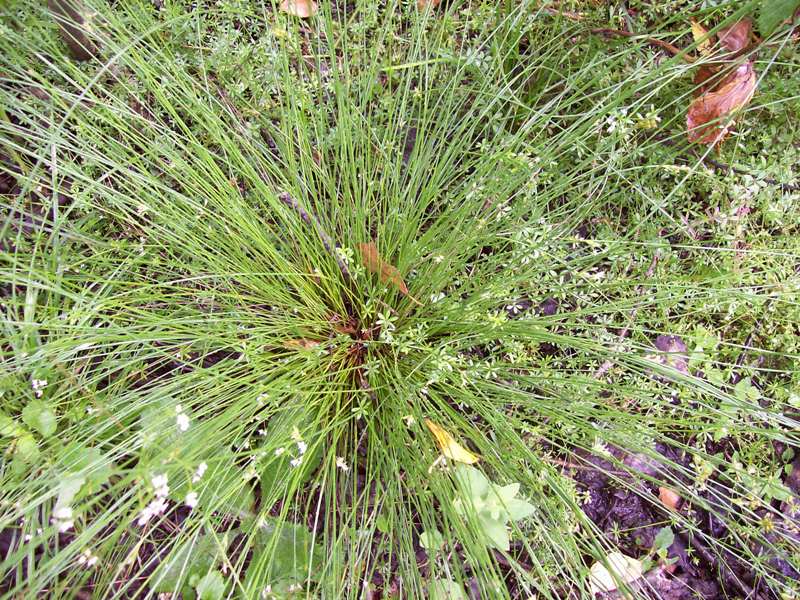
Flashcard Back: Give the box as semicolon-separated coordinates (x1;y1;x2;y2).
659;486;681;510
663;561;679;574
357;242;422;305
687;61;756;146
417;0;441;9
283;338;320;350
717;19;752;52
692;65;719;96
279;0;317;18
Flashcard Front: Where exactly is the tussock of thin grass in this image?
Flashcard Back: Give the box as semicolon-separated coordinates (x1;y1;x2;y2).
0;0;798;598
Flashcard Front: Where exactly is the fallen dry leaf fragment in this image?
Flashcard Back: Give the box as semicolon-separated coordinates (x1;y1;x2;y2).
717;19;752;52
424;419;480;464
659;486;681;510
279;0;317;18
654;334;689;374
283;338;320;350
588;552;643;596
691;20;713;56
357;242;421;304
416;0;441;10
687;61;756;146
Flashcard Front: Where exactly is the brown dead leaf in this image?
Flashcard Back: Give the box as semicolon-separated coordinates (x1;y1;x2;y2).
283;338;320;350
659;486;681;510
357;242;421;305
417;0;441;9
279;0;317;18
692;65;719;96
687;61;756;146
717;18;752;52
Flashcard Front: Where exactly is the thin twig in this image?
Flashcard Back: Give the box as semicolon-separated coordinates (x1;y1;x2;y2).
653;135;800;192
591;28;694;62
701;156;800;192
675;529;763;600
278;191;352;282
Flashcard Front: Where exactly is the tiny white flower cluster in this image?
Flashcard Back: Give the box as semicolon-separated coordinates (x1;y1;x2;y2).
137;474;169;527
192;462;208;483
52;506;74;533
77;548;99;567
260;583;303;600
31;378;48;398
280;426;308;468
185;492;198;509
184;461;208;509
175;405;190;432
335;456;349;472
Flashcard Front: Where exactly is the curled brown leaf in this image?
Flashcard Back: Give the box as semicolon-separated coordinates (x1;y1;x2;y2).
417;0;441;9
283;339;320;350
357;242;421;305
717;18;752;52
279;0;317;18
659;486;681;510
687;61;756;146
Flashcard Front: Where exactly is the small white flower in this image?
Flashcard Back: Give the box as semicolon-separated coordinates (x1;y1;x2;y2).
176;412;190;432
335;457;349;472
54;506;72;520
185;492;198;509
151;474;169;498
274;447;286;457
296;441;307;455
290;457;303;468
58;520;73;533
192;462;208;483
78;548;98;568
137;497;168;527
175;404;183;413
52;506;74;532
31;378;48;398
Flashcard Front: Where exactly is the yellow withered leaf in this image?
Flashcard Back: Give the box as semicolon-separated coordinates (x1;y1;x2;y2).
691;20;712;56
424;418;480;464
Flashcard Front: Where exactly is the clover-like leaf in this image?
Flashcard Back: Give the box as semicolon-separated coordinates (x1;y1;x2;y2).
504;498;535;521
479;515;510;551
419;529;445;552
22;400;56;438
759;0;800;36
196;570;225;600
